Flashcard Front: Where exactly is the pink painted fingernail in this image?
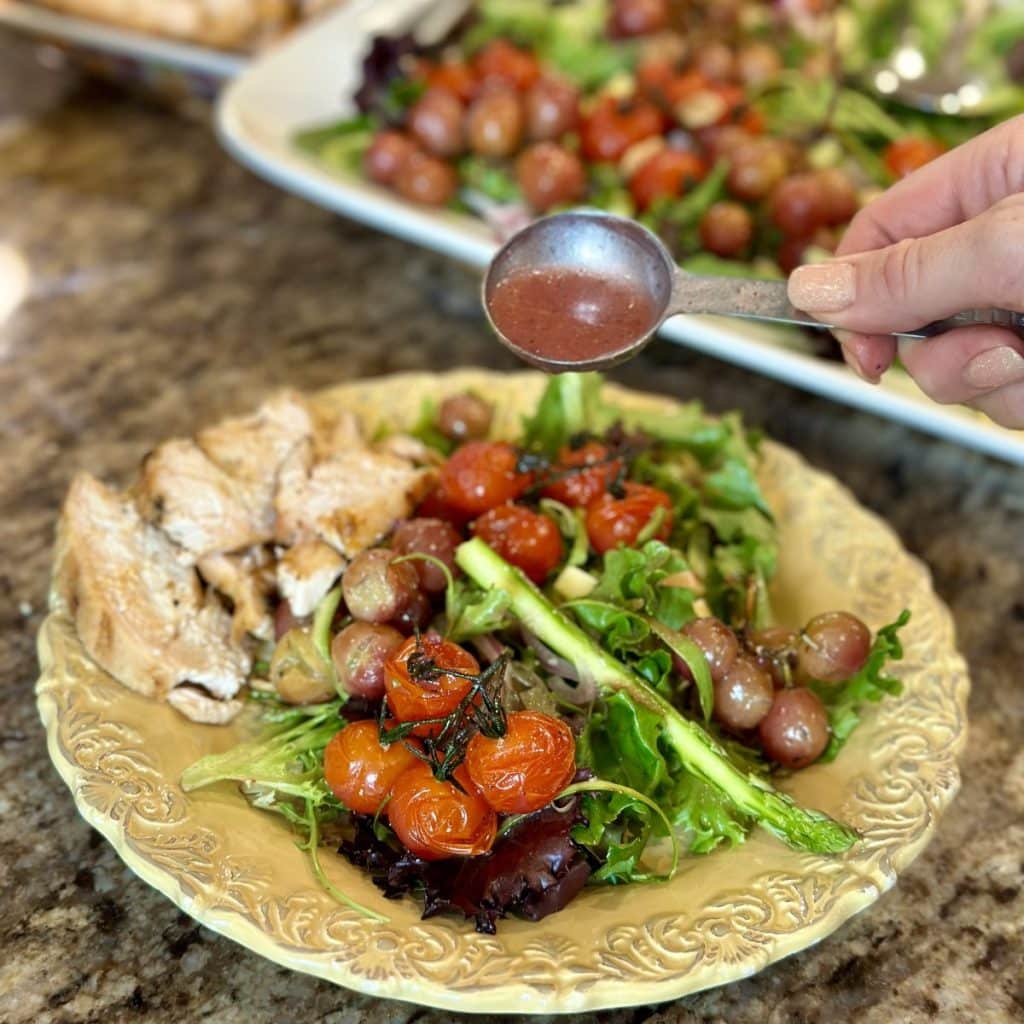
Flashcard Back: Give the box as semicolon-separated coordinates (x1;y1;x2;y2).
788;263;856;313
963;347;1024;390
833;330;880;384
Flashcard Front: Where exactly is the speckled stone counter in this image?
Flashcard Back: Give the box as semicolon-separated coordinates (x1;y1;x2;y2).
0;31;1022;1024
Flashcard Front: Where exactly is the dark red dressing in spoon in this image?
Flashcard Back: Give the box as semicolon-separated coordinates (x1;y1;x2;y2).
488;267;659;363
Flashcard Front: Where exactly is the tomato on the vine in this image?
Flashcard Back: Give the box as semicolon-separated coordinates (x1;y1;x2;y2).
322;720;418;815
629;148;708;210
438;441;532;519
464;710;577;814
586;482;673;554
387;761;497;860
883;136;946;179
472;504;563;583
541;441;624;508
384;633;480;734
580;96;665;163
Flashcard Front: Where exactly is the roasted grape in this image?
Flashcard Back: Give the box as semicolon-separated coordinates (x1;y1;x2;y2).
331;621;404;700
392;517;462;593
516;142;587;212
473;39;541;92
342;549;419;624
798;611;871;683
713;655;774;732
699;201;754;257
609;0;669;37
407;87;465;158
680;616;739;683
393;151;457;206
466;88;525;158
758;687;830;768
726;139;788;202
364;130;415;185
815;167;859;226
437;392;493;443
770;173;827;237
525;76;580;141
392;589;434;635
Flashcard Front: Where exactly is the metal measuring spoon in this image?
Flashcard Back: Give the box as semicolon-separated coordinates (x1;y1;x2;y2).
482;210;1024;372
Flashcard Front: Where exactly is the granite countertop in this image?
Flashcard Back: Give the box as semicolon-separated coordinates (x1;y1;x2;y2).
1;31;1022;1024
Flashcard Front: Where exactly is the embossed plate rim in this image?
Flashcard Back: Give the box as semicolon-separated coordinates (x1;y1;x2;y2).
36;370;970;1014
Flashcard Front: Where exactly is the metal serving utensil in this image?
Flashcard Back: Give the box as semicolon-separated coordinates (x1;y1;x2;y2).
482;210;1024;372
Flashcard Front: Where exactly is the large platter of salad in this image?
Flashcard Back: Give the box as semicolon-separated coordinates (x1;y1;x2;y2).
37;369;967;1013
216;0;1024;464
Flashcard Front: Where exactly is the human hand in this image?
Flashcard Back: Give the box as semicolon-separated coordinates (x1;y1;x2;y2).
787;115;1024;428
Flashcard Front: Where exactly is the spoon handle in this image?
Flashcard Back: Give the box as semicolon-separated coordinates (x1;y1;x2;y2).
674;275;1024;340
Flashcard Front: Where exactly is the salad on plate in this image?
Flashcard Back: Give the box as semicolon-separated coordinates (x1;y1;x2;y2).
176;373;909;934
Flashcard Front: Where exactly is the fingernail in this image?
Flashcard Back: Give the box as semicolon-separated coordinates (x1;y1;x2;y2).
833;330;880;384
788;263;856;313
963;346;1024;390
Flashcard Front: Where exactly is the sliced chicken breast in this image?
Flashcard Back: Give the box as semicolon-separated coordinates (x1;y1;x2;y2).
276;539;346;618
55;473;250;702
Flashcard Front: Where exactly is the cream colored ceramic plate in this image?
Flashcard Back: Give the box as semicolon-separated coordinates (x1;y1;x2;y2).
37;370;969;1015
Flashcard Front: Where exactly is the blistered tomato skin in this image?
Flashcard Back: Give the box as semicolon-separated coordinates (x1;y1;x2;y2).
580;96;665;163
883;136;946;178
322;720;418;815
384;633;480;734
387;761;497;860
629;149;708;210
585;482;673;554
439;441;532;519
541;442;624;508
465;710;577;814
472;504;563;584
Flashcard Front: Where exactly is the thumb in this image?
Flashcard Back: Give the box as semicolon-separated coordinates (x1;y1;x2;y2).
787;197;1024;336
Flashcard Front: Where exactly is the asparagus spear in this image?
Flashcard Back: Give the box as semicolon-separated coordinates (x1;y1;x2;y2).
456;538;857;854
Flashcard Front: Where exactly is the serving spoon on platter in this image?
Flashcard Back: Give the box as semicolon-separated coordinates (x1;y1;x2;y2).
482;210;1024;372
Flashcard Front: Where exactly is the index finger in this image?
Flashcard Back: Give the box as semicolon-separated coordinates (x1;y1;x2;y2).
837;113;1024;256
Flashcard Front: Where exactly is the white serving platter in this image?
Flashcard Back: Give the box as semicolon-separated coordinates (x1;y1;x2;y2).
0;1;246;80
210;0;1020;465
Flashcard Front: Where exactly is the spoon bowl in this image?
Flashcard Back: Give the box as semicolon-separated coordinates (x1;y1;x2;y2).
482;210;676;371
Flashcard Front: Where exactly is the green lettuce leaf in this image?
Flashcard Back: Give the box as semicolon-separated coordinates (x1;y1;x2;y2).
446;580;513;641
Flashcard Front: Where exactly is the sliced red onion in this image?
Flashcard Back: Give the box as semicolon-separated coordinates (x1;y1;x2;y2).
545;674;597;707
523;629;579;682
469;632;506;665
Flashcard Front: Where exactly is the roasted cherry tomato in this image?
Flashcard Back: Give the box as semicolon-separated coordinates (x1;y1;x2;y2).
426;60;478;103
387;761;497;860
664;69;711;106
629;148;708;210
384;633;480;734
473;39;541;92
438;441;532;519
322;720;418;815
472;504;563;583
883;136;947;179
541;441;624;508
580;96;665;163
465;710;577;814
586;482;673;554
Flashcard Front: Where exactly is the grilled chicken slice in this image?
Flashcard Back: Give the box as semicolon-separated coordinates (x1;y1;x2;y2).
139;393;314;560
274;444;437;557
55;473;250;703
276;539;346;618
168;686;244;725
197;391;313;506
138;440;271;559
198;547;275;642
